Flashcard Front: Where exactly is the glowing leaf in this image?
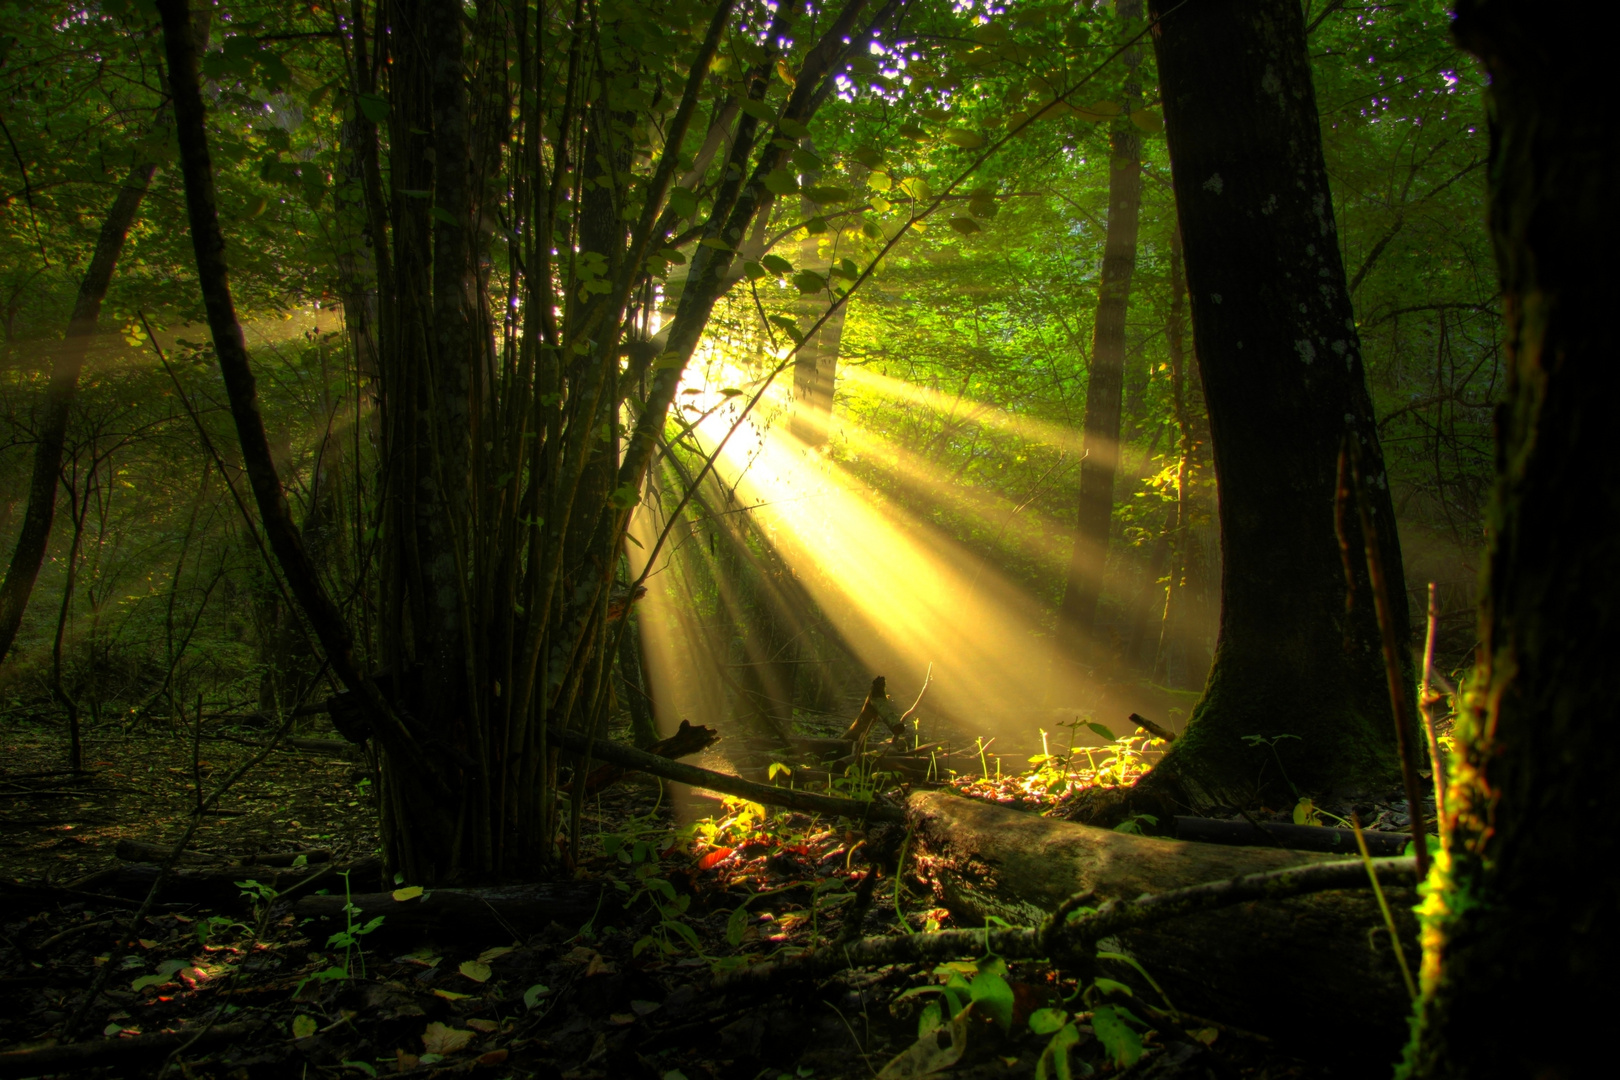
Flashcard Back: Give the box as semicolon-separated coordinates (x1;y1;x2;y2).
421;1021;474;1056
392;886;424;901
458;960;492;983
291;1015;318;1039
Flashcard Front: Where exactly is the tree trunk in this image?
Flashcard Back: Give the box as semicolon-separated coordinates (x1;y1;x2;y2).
1140;0;1412;804
908;791;1418;1067
1153;225;1197;686
1407;5;1617;1077
1056;0;1144;658
0;162;155;668
790;152;846;449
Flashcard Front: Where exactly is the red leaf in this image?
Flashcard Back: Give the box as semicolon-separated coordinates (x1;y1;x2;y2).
697;847;735;872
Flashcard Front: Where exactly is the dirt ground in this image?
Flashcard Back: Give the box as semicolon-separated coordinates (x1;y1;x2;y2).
1;719;1382;1079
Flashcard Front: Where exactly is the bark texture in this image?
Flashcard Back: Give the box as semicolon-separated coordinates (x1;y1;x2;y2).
1143;0;1411;802
0;162;155;668
1406;4;1618;1077
909;791;1418;1067
1057;0;1144;652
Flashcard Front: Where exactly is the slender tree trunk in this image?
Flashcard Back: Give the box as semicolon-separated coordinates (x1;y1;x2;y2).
790;149;845;448
1057;0;1144;656
1125;506;1175;668
0;162;156;668
1153;225;1195;685
1407;4;1617;1076
1140;0;1412;803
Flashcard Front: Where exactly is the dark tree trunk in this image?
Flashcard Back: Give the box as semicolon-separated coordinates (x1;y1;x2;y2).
1408;4;1617;1077
1140;0;1411;803
1057;0;1144;655
0;162;155;668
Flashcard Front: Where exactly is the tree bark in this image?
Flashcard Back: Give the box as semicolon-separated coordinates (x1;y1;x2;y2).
1140;0;1412;803
1056;0;1144;656
1407;4;1617;1077
908;791;1418;1067
0;162;155;669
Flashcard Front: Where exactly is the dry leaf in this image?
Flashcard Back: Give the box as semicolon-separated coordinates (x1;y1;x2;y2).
458;960;492;983
584;953;616;977
562;946;597;964
610;1012;637;1025
466;1019;498;1033
476;1049;509;1066
395;1049;419;1070
476;946;514;963
421;1021;474;1056
432;988;471;1001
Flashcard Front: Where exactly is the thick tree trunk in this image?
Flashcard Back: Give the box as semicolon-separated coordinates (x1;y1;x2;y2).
1056;0;1144;655
1141;0;1411;803
1408;5;1617;1078
0;162;155;668
908;791;1418;1067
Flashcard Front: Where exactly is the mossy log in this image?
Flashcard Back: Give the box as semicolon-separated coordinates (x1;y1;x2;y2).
906;790;1418;1064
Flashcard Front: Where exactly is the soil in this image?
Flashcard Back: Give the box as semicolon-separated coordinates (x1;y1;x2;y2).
1;719;1390;1079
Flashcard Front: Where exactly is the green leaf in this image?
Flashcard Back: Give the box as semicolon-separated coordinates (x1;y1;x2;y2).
791;148;824;171
523;982;551;1009
968;969;1014;1031
652;351;685;370
917;1000;942;1036
1085;721;1116;741
899;177;932;202
791;270;827;295
342;1061;378;1078
778;117;810;139
1036;1022;1082;1080
1092;1005;1145;1068
667;187;698;219
392;886;424;901
805;216;829;234
803;185;852;204
292;1014;318;1039
726;904;750;946
898;121;928;141
1093;977;1134;997
948;217;981;235
742;261;767;281
853;147;885;171
355;93;389;124
767;315;803;344
761;254;794;276
431;207;459;226
1028;1007;1068;1035
764;169;800;196
738;98;776;122
867;172;892;193
698;237;734;252
943;129;984;149
968;189;998;218
1131;109;1165;134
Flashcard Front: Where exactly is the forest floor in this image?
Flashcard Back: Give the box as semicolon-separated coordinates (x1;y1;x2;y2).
0;718;1412;1080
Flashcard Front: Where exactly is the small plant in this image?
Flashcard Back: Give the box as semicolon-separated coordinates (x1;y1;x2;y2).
295;869;384;994
1241;732;1303;797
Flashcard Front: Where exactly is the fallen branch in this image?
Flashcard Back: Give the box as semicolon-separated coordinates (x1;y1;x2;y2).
0;1021;263;1078
545;723;905;823
561;719;719;797
1173;815;1409;856
714;855;1417;991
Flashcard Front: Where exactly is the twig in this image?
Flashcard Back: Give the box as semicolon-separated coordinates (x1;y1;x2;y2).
713;855;1418;990
544;722;905;823
1419;582;1448;823
1342;437;1430;879
0;1022;261;1078
899;665;934;728
1352;814;1417;999
1127;712;1177;743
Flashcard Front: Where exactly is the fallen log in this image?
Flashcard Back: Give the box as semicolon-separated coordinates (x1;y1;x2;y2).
0;1021;263;1079
113;840;334;867
906;791;1419;1065
66;858;384;908
1173;815;1410;856
290;880;619;944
